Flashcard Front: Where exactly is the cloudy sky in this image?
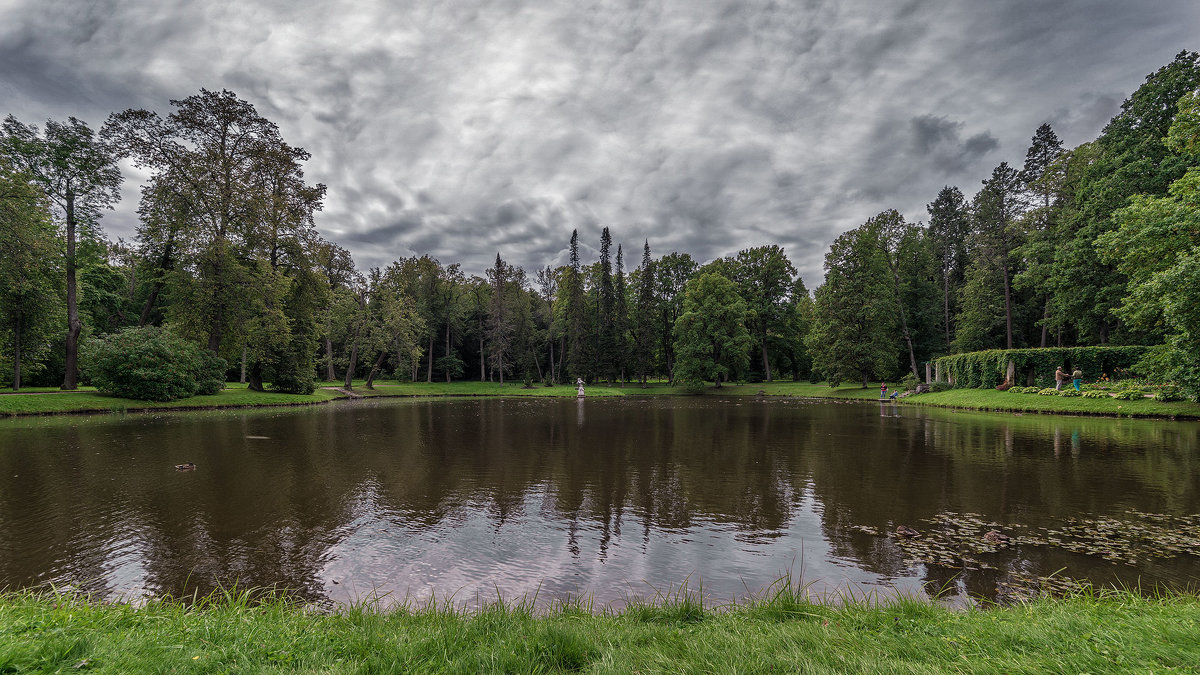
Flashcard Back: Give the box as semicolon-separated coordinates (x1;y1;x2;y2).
2;0;1197;288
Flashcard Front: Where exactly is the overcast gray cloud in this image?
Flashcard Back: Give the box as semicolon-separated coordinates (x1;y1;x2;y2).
2;0;1197;288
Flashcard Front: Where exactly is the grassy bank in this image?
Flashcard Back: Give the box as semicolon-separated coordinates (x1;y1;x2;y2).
2;380;886;417
1;588;1197;673
907;388;1200;419
333;380;887;399
7;379;1196;419
0;385;340;417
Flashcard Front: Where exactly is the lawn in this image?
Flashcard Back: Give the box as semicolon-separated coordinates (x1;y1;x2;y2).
0;387;340;417
907;387;1200;419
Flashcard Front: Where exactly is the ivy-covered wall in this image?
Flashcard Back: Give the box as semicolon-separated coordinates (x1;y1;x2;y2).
932;347;1150;389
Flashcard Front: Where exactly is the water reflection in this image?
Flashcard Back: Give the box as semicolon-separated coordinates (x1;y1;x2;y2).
0;398;1197;606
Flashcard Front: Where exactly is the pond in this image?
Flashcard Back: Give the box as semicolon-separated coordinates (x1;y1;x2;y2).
0;396;1197;606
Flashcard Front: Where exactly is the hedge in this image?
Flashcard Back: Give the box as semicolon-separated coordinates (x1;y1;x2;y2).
932;346;1150;389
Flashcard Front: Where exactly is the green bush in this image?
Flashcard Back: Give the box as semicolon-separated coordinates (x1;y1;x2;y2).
1082;390;1109;399
933;346;1151;389
900;373;920;390
1059;389;1081;397
928;382;953;392
1154;385;1186;402
1114;389;1145;400
83;327;227;402
1038;388;1060;396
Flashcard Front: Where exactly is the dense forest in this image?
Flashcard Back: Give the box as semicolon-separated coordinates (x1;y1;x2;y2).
2;51;1199;398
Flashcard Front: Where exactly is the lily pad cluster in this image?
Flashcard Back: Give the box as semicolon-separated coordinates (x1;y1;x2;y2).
866;510;1200;598
888;512;1018;571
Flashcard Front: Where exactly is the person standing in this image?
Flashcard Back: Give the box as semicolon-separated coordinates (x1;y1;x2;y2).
1072;367;1083;391
880;382;887;399
1055;366;1066;391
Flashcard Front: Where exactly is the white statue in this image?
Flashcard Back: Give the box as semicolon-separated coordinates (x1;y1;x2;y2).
576;377;585;398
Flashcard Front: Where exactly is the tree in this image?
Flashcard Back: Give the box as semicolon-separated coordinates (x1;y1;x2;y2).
962;162;1026;350
613;244;630;383
0;157;60;390
313;240;356;381
806;222;897;387
927;186;970;351
1049;51;1200;344
535;265;559;383
595;228;617;381
486;253;525;384
2;115;122;389
871;211;922;377
565;229;588;380
1015;124;1065;347
1099;92;1200;398
105;89;323;358
727;245;798;381
673;272;752;391
656;251;698;382
633;240;657;385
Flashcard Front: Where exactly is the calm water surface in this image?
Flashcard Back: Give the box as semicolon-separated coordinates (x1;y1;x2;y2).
1;396;1197;606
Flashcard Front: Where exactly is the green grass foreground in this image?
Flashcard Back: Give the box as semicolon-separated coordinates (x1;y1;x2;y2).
1;589;1198;673
907;388;1200;419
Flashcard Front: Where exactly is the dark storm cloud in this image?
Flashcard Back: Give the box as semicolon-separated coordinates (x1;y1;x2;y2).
2;0;1197;288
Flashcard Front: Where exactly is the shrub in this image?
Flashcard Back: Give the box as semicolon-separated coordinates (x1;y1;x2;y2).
1154;385;1186;402
1008;386;1029;393
1082;390;1109;399
1113;389;1144;400
929;382;953;392
933;346;1151;389
83;327;227;402
1059;389;1081;397
1038;388;1060;396
900;373;920;390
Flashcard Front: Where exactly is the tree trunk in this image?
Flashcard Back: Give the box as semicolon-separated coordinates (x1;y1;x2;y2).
445;323;452;382
366;349;387;389
1040;297;1050;348
479;335;486;381
498;354;504;385
247;361;264;392
138;240;173;327
943;270;952;351
62;193;81;390
325;336;335;381
761;335;773;382
888;265;920;378
557;336;565;378
344;339;359;390
138;283;161;327
1001;262;1013;350
12;311;21;391
240;345;247;384
426;337;433;382
548;339;555;384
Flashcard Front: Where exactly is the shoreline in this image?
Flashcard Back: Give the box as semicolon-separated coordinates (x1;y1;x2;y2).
3;381;1198;421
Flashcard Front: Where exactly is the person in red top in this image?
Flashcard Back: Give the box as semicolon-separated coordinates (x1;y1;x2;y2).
880;382;887;398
